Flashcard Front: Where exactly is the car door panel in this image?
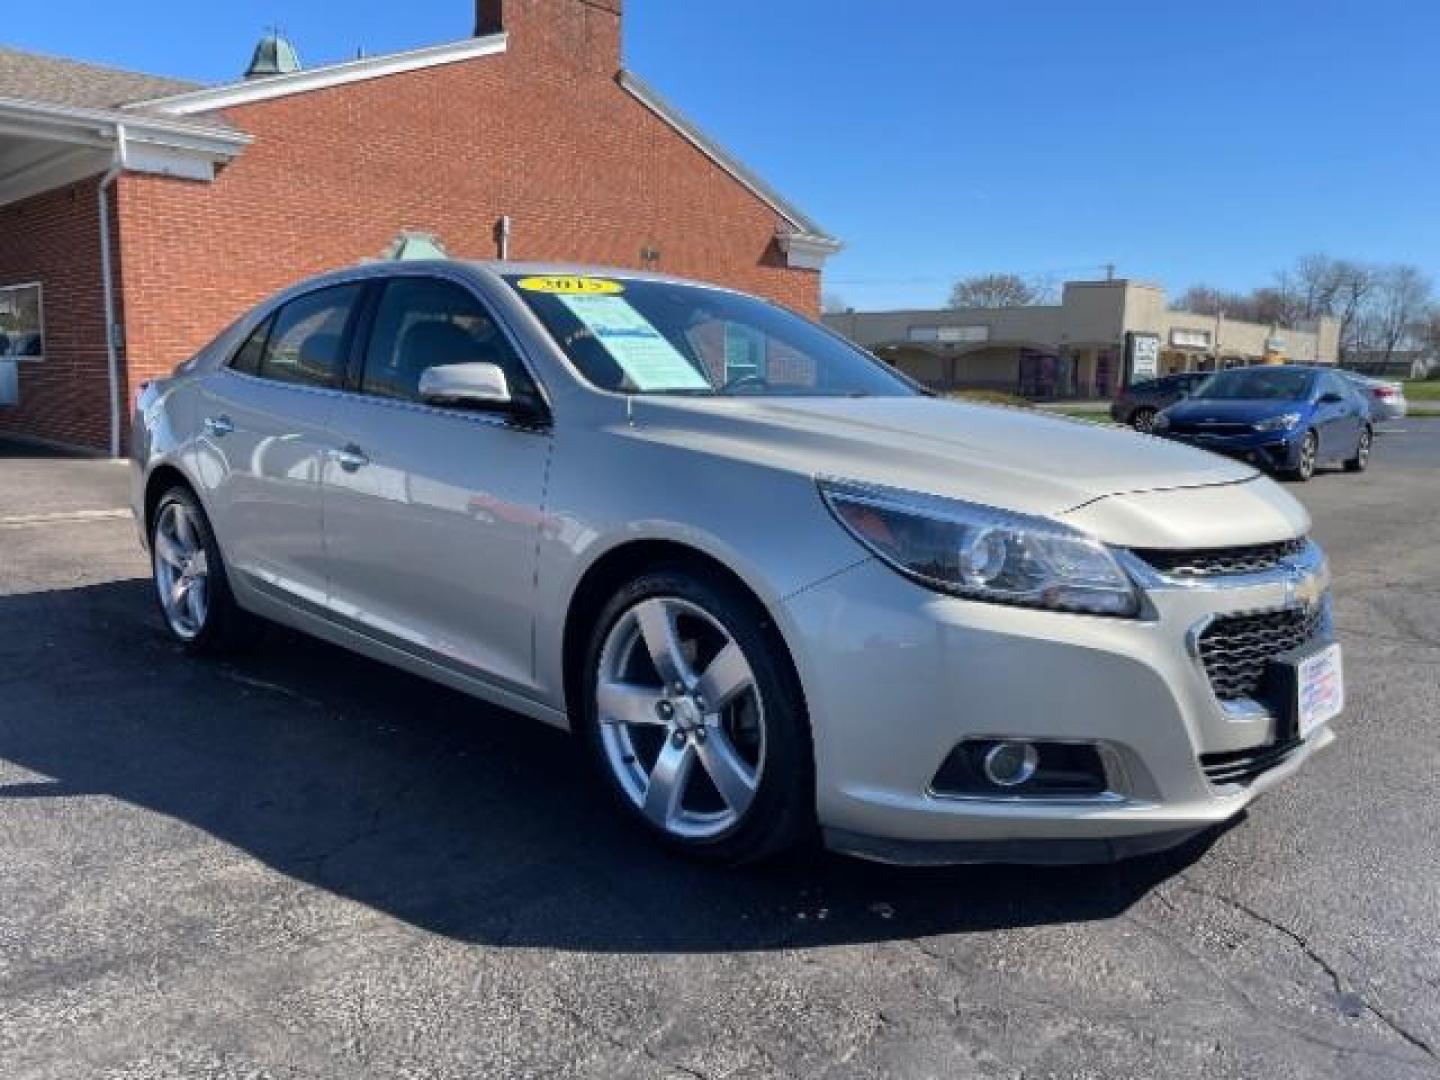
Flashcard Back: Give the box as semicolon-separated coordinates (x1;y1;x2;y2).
198;372;336;606
196;283;365;605
320;274;552;695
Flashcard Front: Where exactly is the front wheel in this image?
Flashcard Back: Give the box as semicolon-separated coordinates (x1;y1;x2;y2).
1344;426;1372;472
579;568;815;864
1288;430;1319;482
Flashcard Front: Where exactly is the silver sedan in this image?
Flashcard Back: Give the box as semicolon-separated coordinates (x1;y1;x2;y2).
132;262;1342;865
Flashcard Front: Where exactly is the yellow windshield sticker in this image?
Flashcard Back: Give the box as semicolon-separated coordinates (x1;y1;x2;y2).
516;275;624;295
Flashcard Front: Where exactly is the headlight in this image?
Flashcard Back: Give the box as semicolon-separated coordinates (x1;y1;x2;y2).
1152;413;1171;431
1253;412;1301;432
818;480;1139;617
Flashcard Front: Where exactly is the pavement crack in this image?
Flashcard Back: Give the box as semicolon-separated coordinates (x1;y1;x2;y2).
213;665;331;713
1177;880;1438;1064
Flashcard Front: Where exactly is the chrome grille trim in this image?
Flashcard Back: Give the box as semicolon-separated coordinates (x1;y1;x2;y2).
1135;536;1308;579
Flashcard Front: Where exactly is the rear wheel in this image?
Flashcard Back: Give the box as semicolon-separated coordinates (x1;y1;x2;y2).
1345;425;1372;472
1130;407;1158;433
1288;430;1319;482
580;567;814;864
150;486;255;654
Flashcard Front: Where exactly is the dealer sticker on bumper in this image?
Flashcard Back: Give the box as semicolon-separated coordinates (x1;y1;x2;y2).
1297;642;1344;739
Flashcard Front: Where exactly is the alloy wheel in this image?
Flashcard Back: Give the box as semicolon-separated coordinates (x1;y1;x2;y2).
595;596;765;840
153;501;211;640
1357;429;1371;467
1132;408;1157;433
1298;432;1318;479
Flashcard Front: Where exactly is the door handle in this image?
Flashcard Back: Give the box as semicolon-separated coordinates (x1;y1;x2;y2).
203;414;234;437
333;444;370;472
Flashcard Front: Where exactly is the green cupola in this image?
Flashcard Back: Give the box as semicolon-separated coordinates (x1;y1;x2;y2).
244;30;301;79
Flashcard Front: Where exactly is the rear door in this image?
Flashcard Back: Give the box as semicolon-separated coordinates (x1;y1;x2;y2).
198;282;365;607
320;272;553;694
1314;372;1361;458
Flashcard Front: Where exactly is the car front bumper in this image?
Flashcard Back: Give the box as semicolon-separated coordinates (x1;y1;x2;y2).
1161;428;1304;472
781;547;1335;864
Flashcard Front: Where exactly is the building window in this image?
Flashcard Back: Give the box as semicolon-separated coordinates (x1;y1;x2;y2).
908;324;989;344
0;283;44;361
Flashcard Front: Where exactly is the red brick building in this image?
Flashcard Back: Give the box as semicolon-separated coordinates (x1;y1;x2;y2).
0;0;839;453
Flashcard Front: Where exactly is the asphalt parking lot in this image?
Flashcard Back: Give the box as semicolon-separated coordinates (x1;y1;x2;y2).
1;426;1437;1080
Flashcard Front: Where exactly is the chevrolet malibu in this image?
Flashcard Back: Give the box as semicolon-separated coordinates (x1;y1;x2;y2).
131;263;1343;865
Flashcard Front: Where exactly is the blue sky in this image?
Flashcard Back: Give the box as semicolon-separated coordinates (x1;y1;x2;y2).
11;0;1439;309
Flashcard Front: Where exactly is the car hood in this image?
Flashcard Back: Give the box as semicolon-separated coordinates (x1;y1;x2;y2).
624;396;1294;542
1164;397;1309;423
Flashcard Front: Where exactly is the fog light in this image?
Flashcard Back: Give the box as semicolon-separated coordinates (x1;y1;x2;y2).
982;741;1039;787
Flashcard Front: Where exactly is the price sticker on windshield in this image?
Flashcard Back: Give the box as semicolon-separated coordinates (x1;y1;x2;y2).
516;276;625;295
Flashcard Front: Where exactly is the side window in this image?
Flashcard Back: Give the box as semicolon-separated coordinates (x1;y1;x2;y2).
360;276;533;404
259;284;364;389
228;314;273;376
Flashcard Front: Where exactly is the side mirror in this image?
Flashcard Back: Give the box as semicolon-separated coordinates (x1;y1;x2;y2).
1318;391;1344;405
419;362;512;410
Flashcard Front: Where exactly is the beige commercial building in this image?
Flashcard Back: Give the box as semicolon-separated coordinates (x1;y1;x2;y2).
824;279;1340;399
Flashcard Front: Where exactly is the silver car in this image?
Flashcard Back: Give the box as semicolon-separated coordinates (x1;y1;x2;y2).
131;262;1343;865
1339;370;1408;422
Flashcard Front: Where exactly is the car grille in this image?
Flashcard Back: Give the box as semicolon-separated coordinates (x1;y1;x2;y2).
1195;604;1325;700
1137;537;1308;578
1199;740;1301;785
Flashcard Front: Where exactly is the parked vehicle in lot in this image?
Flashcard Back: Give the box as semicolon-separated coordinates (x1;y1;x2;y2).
1109;371;1209;431
132;262;1342;865
1155;365;1372;481
1338;370;1407;422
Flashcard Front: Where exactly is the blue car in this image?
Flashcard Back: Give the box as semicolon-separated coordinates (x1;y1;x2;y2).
1154;365;1372;481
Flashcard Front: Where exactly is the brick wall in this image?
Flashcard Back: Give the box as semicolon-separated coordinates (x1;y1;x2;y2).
0;179;118;451
117;0;821;399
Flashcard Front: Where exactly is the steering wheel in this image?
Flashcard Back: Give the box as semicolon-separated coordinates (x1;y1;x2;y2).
722;373;768;393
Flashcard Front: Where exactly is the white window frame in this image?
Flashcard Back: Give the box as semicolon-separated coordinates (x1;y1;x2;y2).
0;282;44;363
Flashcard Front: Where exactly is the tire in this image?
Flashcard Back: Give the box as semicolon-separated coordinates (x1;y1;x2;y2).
1130;407;1158;433
1288;430;1318;482
579;565;815;865
1344;425;1372;473
150;485;256;655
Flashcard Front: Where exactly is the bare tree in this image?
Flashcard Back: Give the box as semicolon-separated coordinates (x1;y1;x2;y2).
1362;264;1432;362
1289;253;1347;321
1332;261;1377;356
948;273;1037;309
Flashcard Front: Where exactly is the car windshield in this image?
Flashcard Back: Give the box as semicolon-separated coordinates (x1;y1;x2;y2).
1191;368;1315;401
504;274;918;398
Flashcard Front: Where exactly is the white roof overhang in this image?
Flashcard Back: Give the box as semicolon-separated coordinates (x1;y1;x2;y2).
0;96;249;207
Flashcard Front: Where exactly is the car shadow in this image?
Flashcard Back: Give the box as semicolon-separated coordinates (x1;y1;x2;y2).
0;578;1222;954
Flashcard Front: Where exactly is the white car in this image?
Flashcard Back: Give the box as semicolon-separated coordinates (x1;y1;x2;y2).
131;263;1342;865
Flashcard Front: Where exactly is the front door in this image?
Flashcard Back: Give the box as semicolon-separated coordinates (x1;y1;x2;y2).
198;282;365;607
321;274;552;695
1313;372;1360;459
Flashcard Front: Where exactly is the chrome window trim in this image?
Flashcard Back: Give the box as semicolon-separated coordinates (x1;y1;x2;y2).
216;264;556;420
216;366;548;436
